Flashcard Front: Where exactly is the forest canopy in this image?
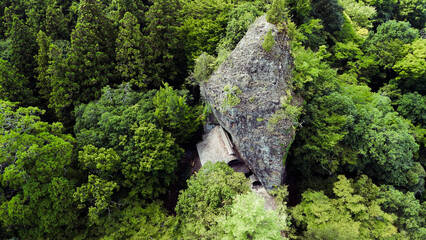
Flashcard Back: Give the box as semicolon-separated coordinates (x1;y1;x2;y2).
0;0;425;239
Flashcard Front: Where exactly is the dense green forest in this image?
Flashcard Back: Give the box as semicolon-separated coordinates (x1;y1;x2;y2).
0;0;425;239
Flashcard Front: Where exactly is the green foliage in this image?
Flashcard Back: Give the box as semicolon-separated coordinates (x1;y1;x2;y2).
74;124;181;236
379;185;426;239
331;41;364;73
266;0;287;24
153;83;201;145
74;174;119;226
348;20;419;89
340;0;376;30
311;0;344;34
74;84;156;147
221;84;242;112
285;0;312;25
78;145;121;177
45;43;72;120
45;0;70;40
336;11;359;42
396;92;426;127
188;52;216;84
263;29;276;52
73;122;182;235
360;0;398;27
101;202;176;240
0;38;12;61
0;59;35;105
291;45;338;98
293;82;422;189
292;175;398;240
49;0;117;120
396;0;426;29
218;2;264;51
179;17;223;67
367;38;406;75
341;85;421;188
178;0;234;66
1;0;425;238
216;192;286;240
121;122;183;198
393;38;426;94
294;91;357;174
115;11;148;88
144;0;182;86
107;0;147;25
270;184;290;213
287;7;426;235
0;100;78;239
297;18;326;51
175;162;249;238
366;20;419;46
21;0;48;34
35;30;52;103
363;20;419;71
75;85;184;200
8;16;38;81
44;41;73;124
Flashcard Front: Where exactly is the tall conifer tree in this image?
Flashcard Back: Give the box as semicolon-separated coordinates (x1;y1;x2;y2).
23;0;48;34
116;12;148;88
45;0;70;40
111;0;146;25
35;30;52;103
9;16;38;82
144;0;182;87
49;0;117;121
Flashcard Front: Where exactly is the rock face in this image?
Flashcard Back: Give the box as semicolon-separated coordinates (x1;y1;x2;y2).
200;15;295;189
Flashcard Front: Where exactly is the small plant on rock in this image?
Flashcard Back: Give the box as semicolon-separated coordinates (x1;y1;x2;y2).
263;29;276;53
221;84;242;112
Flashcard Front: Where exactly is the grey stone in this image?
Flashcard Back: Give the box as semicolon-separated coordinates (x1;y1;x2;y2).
200;15;296;189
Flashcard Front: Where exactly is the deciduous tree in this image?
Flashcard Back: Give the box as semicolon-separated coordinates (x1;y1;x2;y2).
379;185;426;239
396;0;426;29
74;85;184;200
216;193;286;240
0;100;78;239
396;92;426;127
292;175;398;240
393;39;426;94
175;162;249;238
153;83;201;145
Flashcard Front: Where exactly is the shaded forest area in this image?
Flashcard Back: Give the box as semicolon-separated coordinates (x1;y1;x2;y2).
0;0;425;239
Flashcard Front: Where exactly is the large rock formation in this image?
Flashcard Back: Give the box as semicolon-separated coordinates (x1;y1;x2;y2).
200;15;296;189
